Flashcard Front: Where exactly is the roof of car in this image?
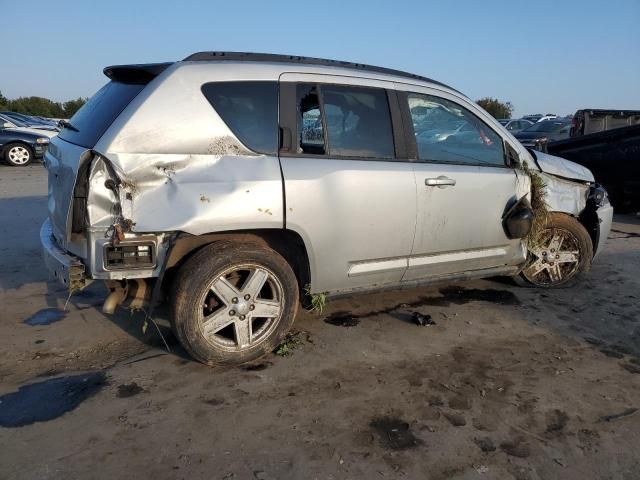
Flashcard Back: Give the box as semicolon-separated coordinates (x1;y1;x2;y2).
104;52;457;92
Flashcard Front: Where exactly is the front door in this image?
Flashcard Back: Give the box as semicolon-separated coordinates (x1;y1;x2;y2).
400;90;525;281
278;74;416;294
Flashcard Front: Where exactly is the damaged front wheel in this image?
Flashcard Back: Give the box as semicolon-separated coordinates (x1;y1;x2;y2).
517;213;593;288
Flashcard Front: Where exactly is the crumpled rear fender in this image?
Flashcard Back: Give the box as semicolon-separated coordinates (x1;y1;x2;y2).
94;150;284;235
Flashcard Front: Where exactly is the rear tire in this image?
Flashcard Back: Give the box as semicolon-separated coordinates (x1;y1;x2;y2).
4;143;33;166
515;212;593;288
170;242;299;365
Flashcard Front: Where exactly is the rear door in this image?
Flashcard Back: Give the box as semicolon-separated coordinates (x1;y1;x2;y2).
278;73;416;294
399;88;525;280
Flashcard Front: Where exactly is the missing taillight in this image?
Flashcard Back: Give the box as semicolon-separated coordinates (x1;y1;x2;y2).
105;243;155;269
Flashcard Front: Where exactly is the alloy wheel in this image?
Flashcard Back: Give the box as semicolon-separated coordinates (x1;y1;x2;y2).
197;264;284;351
522;227;581;286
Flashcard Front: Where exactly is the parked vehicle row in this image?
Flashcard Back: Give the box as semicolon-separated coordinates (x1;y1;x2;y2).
0;113;55;166
41;52;612;366
498;118;534;133
0;111;59;131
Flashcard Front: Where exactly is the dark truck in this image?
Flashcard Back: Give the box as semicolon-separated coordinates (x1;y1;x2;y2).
570;109;640;137
546;109;640;211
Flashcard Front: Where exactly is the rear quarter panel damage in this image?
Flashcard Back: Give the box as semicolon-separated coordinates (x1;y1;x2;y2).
102;152;284;235
91;62;284;236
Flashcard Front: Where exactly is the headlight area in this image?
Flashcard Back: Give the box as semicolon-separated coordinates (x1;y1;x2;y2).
36;137;50;144
588;184;609;207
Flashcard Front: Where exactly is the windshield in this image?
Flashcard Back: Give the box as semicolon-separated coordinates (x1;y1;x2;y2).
58;81;145;148
523;121;568;133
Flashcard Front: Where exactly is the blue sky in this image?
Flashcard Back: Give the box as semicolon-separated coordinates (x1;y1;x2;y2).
4;0;639;117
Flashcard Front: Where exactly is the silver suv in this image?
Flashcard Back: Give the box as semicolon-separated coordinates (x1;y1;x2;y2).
41;52;613;365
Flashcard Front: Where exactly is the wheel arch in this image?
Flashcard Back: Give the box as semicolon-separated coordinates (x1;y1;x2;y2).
163;228;312;297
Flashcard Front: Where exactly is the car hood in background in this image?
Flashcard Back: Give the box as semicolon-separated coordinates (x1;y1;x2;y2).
531;150;595;183
8;127;57;138
515;131;549;141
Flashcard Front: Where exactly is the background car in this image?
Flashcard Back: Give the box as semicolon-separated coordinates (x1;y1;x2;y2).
523;114;543;123
0;114;57;138
0;119;51;166
0;111;59;132
537;114;558;122
498;118;534;133
514;119;571;150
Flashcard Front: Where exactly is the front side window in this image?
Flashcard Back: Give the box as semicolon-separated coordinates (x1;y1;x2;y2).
408;93;505;167
202;81;278;155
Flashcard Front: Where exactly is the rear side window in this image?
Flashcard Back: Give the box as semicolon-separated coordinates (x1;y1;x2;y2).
408;93;505;167
322;86;394;158
297;84;325;155
202;82;278;155
58;81;145;148
294;84;395;159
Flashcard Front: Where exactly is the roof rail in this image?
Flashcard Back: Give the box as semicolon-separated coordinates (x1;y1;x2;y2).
183;51;455;91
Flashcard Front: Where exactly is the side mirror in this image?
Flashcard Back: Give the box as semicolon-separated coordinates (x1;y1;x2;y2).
503;196;534;239
2;122;12;129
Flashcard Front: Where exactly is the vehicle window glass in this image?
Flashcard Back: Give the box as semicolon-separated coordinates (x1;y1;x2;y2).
202;81;278;155
297;85;325;155
408;93;505;167
320;85;394;158
58;81;145;148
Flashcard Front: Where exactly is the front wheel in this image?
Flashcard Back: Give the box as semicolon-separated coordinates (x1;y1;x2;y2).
170;242;299;365
4;143;34;166
516;213;593;288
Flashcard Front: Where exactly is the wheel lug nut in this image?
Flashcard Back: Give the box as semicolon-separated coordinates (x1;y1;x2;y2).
232;297;238;304
556;255;559;259
244;294;250;300
229;310;236;316
249;304;255;311
239;315;246;320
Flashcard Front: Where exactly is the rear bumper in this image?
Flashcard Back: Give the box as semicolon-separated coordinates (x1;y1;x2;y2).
40;218;88;291
594;203;614;259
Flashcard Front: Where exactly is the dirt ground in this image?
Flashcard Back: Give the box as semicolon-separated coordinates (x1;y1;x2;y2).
0;164;639;480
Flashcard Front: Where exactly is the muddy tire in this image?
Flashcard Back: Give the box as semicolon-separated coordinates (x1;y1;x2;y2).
4;143;33;166
170;242;299;365
515;212;593;288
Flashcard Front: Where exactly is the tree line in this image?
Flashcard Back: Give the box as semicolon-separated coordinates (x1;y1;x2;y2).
476;97;514;119
0;90;87;119
0;88;514;122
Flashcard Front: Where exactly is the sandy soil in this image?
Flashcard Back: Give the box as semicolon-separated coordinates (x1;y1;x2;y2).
0;164;638;480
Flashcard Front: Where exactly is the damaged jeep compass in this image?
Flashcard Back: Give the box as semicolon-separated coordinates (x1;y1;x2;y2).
41;52;613;365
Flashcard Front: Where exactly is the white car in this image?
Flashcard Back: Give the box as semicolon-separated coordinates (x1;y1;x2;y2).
537;114;558;123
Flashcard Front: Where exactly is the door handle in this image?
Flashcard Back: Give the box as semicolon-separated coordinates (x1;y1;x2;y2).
425;176;456;188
